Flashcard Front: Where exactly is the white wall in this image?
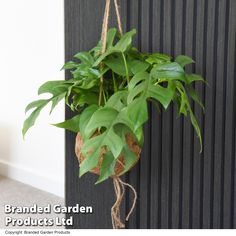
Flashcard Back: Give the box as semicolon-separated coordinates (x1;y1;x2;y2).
0;0;65;197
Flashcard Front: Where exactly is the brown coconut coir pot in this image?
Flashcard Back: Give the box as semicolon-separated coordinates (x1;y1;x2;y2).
75;132;141;176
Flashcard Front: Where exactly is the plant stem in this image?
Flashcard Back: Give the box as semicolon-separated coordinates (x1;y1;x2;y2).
103;89;107;103
98;76;103;106
112;71;117;92
122;52;129;84
119;78;126;89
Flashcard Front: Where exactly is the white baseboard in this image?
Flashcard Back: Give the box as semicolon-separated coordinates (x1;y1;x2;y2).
0;159;64;198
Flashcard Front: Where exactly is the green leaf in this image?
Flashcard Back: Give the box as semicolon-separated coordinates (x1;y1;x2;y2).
93;29;136;67
186;74;205;84
128;72;175;109
128;71;147;90
107;28;117;49
38;80;71;96
80;107;136;176
127;72;175;132
120;145;139;176
175;55;194;68
22;105;46;138
79;134;104;176
79;78;99;89
178;90;188;116
72;64;96;79
175;82;202;151
134;126;144;146
128;60;149;74
105;91;127;111
72;92;98;109
189;109;202;152
52;114;80;133
104;56;132;76
79;104;98;138
95;152;116;184
151;62;185;81
127;98;148;131
50;92;66;114
74;52;94;66
84;108;123;138
187;86;205;111
146;53;171;65
61;61;78;70
25;99;49;113
115;125;141;175
114;29;136;52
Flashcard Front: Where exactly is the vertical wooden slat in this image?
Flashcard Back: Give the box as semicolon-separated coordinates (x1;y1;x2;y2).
171;0;184;229
212;0;227;229
159;0;172;229
181;0;194;229
125;0;140;229
222;0;235;229
192;0;205;229
202;0;216;229
150;0;162;229
138;0;152;229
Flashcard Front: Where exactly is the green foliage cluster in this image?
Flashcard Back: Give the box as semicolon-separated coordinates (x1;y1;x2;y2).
23;28;205;183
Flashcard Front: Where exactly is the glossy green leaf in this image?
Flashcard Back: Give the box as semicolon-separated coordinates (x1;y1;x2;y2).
104;56;132;76
106;28;117;49
128;72;175;109
175;55;194;68
120;145;139;176
186;74;205;84
52;114;80;132
189;108;202;152
115;125;141;175
93;29;136;67
74;52;94;66
114;29;136;52
105;91;127;111
127;98;148;131
79;104;98;138
38;80;71;96
187;86;205;111
128;60;149;74
80;106;137;176
61;61;78;70
146;53;171;65
151;62;185;81
25;99;49;113
22;105;47;138
72;92;98;109
96;152;116;184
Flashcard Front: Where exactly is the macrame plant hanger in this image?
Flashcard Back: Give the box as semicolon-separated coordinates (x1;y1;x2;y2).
99;0;137;229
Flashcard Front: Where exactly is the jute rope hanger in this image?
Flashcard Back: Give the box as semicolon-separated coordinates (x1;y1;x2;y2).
99;0;137;229
100;0;123;54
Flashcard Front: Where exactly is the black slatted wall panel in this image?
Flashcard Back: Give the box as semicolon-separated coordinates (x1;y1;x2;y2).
65;0;236;229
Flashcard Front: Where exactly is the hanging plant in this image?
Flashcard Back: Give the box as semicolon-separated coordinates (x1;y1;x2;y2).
23;0;205;229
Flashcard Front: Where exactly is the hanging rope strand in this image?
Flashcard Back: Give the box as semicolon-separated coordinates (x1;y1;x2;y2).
100;0;123;54
118;178;137;221
101;0;111;54
114;0;123;35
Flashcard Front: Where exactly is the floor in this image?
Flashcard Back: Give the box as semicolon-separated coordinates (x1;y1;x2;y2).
0;176;64;229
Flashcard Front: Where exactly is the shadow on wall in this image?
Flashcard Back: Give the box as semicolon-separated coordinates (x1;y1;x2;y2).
0;125;13;178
